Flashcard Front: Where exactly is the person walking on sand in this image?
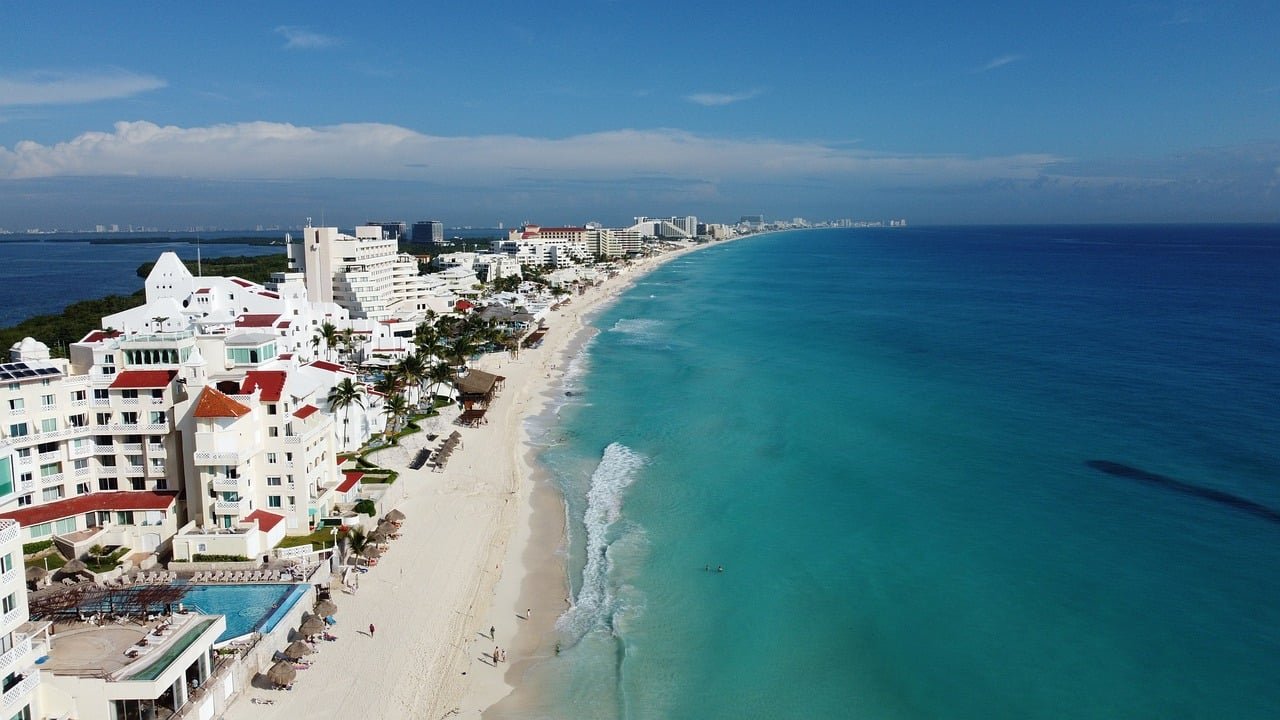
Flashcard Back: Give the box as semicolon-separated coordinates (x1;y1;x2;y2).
493;647;500;664
490;625;496;640
526;608;532;619
369;623;375;637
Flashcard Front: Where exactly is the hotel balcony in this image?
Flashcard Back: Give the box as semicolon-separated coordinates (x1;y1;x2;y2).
0;520;19;546
147;463;166;476
94;443;115;455
68;442;94;459
37;449;62;463
213;498;252;516
40;473;64;486
125;464;145;474
120;397;140;406
73;466;91;478
0;565;18;591
210;477;242;492
0;667;38;713
70;398;88;408
147;443;166;453
119;442;143;454
0;635;31;677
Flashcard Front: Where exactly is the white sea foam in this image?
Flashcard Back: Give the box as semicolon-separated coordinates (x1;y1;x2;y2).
557;442;647;639
608;318;666;345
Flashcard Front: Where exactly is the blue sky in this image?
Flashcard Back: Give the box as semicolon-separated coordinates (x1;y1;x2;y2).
1;1;1278;228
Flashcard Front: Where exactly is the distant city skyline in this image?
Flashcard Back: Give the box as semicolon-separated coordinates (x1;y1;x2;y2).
1;2;1278;227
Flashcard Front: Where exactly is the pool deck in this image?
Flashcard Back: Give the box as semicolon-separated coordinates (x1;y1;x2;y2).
38;612;213;679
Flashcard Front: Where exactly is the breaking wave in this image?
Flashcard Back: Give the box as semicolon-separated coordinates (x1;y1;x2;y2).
558;442;647;639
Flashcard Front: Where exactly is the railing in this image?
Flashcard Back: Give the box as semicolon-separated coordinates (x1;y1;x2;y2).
121;398;140;406
125;465;145;474
73;466;91;477
70;399;88;408
94;444;115;455
148;463;166;475
0;606;25;631
0;520;19;546
193;450;241;464
210;478;242;492
150;397;166;405
40;473;64;486
92;397;111;406
0;635;30;675
6;409;24;418
147;444;166;453
37;450;61;463
119;443;143;453
214;499;251;515
0;668;39;710
0;567;18;589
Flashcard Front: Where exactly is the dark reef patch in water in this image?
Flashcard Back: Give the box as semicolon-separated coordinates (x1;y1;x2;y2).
1087;460;1280;524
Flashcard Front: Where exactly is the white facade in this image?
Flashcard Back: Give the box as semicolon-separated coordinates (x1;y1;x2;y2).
288;225;438;321
0;519;39;719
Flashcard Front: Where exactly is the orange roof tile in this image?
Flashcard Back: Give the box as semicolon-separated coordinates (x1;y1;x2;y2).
245;509;285;533
110;370;177;389
241;370;287;402
193;387;252;418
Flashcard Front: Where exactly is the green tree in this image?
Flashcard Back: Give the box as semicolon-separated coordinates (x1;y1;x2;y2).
396;353;428;407
383;393;410;437
314;322;340;363
326;378;366;448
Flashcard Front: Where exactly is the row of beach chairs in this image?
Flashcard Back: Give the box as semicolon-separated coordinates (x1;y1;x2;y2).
131;571;177;585
191;570;289;583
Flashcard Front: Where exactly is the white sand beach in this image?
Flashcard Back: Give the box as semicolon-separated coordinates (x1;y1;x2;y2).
223;244;712;720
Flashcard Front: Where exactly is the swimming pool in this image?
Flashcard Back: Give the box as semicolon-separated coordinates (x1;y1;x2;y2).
179;583;309;643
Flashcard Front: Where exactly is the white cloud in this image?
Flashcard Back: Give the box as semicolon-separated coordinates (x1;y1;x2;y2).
275;26;340;50
978;54;1022;72
685;89;763;107
0;120;1063;188
0;69;165;107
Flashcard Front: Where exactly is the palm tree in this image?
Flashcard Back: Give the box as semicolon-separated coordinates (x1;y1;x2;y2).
314;322;340;363
338;328;358;363
397;353;428;407
383;393;410;437
346;526;369;566
326;378;366;449
425;362;455;407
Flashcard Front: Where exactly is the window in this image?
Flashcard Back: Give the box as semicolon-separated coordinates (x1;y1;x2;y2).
0;554;12;573
130;478;145;491
104;354;114;363
95;413;111;425
73;459;89;470
42;485;63;502
39;462;61;477
267;452;277;464
28;522;51;538
1;593;16;614
285;452;294;462
121;389;138;399
94;389;109;400
267;404;277;415
149;411;166;424
76;482;91;494
7;423;27;438
6;399;22;412
121;412;138;425
116;511;135;525
15;449;29;459
41;394;55;407
99;457;116;468
151;389;163;399
40;418;57;433
98;477;119;491
155;478;167;490
268;495;282;508
72;390;86;402
55;517;76;534
268;427;279;437
16;495;31;507
197;543;208;553
125;455;142;467
267;476;282;486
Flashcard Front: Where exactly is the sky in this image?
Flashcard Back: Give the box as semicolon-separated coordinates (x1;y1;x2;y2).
1;1;1278;229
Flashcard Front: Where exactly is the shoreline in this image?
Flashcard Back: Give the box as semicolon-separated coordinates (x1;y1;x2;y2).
222;239;738;720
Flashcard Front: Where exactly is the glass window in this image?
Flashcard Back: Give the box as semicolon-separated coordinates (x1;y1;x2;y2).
6;399;22;411
98;477;119;491
41;394;55;407
121;389;138;399
39;462;61;477
54;517;77;534
150;411;166;424
41;485;63;501
94;389;109;400
28;522;52;538
7;423;27;438
40;418;57;433
268;496;282;508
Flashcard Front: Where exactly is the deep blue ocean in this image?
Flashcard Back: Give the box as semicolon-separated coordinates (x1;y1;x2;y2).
0;235;284;327
508;226;1280;719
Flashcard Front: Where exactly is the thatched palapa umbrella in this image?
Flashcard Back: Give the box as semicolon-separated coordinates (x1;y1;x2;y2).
266;660;297;687
367;530;388;545
58;559;88;578
283;640;315;660
386;509;406;522
26;565;48;583
362;545;384;560
299;616;326;636
315;599;338;617
376;521;396;536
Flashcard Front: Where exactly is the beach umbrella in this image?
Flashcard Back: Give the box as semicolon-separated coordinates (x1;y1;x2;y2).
376;521;396;536
283;640;315;660
266;660;297;687
386;509;406;522
299;616;326;636
26;566;48;582
315;599;338;617
58;559;88;577
362;546;384;560
367;530;387;545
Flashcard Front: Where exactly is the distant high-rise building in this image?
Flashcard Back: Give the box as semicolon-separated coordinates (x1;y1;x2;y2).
413;220;445;244
366;220;407;241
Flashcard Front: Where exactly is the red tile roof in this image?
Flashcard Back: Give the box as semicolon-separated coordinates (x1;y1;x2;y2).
234;314;280;328
80;329;122;343
195;288;211;294
455;299;474;311
245;509;286;533
109;370;177;389
230;278;254;288
241;370;288;402
278;321;291;329
259;291;280;299
336;471;364;493
193;387;252;418
308;361;345;373
279;353;294;360
293;404;319;420
0;491;177;526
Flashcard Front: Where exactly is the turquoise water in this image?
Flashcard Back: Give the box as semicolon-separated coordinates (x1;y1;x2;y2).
180;583;306;642
509;226;1280;719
